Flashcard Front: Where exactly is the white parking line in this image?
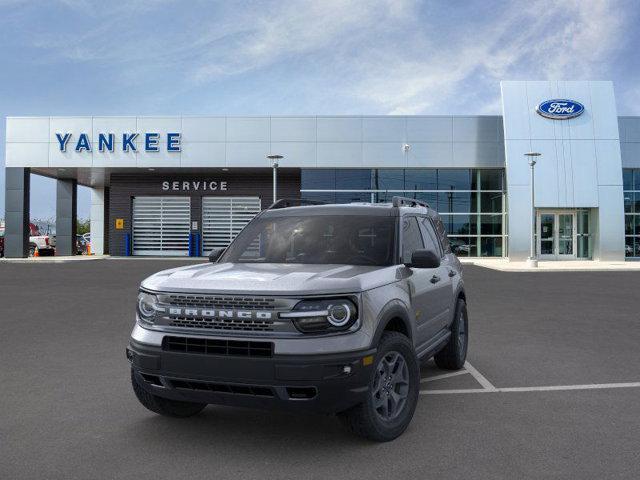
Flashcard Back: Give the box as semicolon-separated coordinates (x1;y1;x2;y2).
420;382;640;395
463;362;496;391
420;369;469;384
419;361;640;395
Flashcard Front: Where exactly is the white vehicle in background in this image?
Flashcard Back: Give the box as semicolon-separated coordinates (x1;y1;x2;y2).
29;223;55;256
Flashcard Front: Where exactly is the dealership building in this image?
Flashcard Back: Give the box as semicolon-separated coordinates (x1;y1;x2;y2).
4;80;640;261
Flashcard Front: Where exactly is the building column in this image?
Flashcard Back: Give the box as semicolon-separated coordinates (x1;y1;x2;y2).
90;187;105;255
4;168;30;258
55;179;77;256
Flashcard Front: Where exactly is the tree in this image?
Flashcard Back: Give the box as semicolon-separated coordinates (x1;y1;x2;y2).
77;218;91;236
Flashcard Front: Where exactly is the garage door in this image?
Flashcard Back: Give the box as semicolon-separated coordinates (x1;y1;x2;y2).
202;197;261;253
132;196;191;256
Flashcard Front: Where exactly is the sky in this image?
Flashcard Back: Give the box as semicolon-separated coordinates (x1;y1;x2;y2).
1;0;639;220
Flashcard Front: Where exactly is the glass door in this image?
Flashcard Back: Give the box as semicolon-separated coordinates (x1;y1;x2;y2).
538;213;555;258
536;210;577;260
557;213;574;258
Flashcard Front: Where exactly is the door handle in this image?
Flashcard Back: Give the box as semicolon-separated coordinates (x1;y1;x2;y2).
430;275;441;284
448;270;457;277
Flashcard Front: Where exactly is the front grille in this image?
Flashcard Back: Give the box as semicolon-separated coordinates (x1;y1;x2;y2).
163;336;273;357
165;294;276;310
167;316;275;332
169;379;274;397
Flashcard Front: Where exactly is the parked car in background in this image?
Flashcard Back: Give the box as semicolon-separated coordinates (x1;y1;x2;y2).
29;223;55;256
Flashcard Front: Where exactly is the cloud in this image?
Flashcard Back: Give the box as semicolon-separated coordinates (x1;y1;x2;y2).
349;0;629;114
6;0;633;114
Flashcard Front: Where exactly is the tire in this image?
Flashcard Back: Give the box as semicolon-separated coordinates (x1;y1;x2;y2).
434;298;468;370
29;244;36;257
131;369;206;418
338;332;420;442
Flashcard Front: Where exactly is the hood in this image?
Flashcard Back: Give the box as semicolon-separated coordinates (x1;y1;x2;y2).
141;262;399;296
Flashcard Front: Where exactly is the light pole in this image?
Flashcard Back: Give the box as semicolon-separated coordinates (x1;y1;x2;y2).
525;152;541;267
267;154;283;204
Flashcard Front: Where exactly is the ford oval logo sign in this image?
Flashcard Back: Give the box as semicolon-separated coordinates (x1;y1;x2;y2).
536;99;584;120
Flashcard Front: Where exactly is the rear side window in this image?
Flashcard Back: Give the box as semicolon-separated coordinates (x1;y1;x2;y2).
431;216;451;254
401;217;424;264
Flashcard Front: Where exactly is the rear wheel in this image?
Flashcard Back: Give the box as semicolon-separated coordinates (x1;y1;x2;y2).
131;369;206;418
338;332;419;442
434;298;468;370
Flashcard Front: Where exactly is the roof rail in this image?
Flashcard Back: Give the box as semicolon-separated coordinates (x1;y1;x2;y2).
391;196;430;209
268;198;326;210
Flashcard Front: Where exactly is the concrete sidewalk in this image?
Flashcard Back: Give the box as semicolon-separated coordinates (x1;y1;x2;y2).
461;258;640;272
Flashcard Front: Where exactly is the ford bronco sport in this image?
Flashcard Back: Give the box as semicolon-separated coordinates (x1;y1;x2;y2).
127;197;468;441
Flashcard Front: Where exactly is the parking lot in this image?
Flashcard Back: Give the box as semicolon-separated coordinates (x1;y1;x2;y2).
1;260;640;479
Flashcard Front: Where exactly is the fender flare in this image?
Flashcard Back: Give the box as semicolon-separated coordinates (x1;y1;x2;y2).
370;299;414;347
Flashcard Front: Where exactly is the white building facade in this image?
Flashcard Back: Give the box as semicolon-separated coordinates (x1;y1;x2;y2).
3;80;639;261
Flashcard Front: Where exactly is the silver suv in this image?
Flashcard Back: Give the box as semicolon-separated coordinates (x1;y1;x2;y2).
127;197;468;441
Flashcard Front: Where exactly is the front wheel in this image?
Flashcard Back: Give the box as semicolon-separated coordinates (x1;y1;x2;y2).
434;298;468;370
338;332;420;442
131;369;206;418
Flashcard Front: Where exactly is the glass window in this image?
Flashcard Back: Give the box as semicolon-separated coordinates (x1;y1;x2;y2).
480;192;503;213
480;237;502;257
623;169;634;190
480;170;503;190
437;192;474;213
448;237;477;257
301;192;336;204
335;169;371;190
625;215;634;235
635;170;640;190
480;215;502;235
413;192;438;208
299;167;506;258
440;215;477;235
624;193;634;213
401;217;424;264
221;215;396;266
437;169;472;190
301;169;335;190
335;192;372;204
625;237;636;258
372;169;404;190
406;169;437;190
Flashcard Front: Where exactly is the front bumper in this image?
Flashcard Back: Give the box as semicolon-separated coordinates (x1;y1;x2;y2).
127;339;376;414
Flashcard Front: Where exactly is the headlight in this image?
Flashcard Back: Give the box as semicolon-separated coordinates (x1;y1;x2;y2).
281;298;358;333
137;291;159;325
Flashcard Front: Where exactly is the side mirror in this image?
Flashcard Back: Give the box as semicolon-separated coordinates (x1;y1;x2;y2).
208;248;225;263
406;249;440;269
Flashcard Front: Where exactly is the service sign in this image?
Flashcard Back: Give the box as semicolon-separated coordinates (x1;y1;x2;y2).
55;132;181;153
536;99;584;120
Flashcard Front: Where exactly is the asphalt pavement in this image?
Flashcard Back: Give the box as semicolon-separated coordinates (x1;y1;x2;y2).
1;259;639;479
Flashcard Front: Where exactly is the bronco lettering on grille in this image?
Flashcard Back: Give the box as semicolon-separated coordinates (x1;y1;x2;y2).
165;308;273;320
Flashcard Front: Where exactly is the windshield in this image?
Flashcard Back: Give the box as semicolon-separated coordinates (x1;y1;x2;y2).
220;215;397;266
